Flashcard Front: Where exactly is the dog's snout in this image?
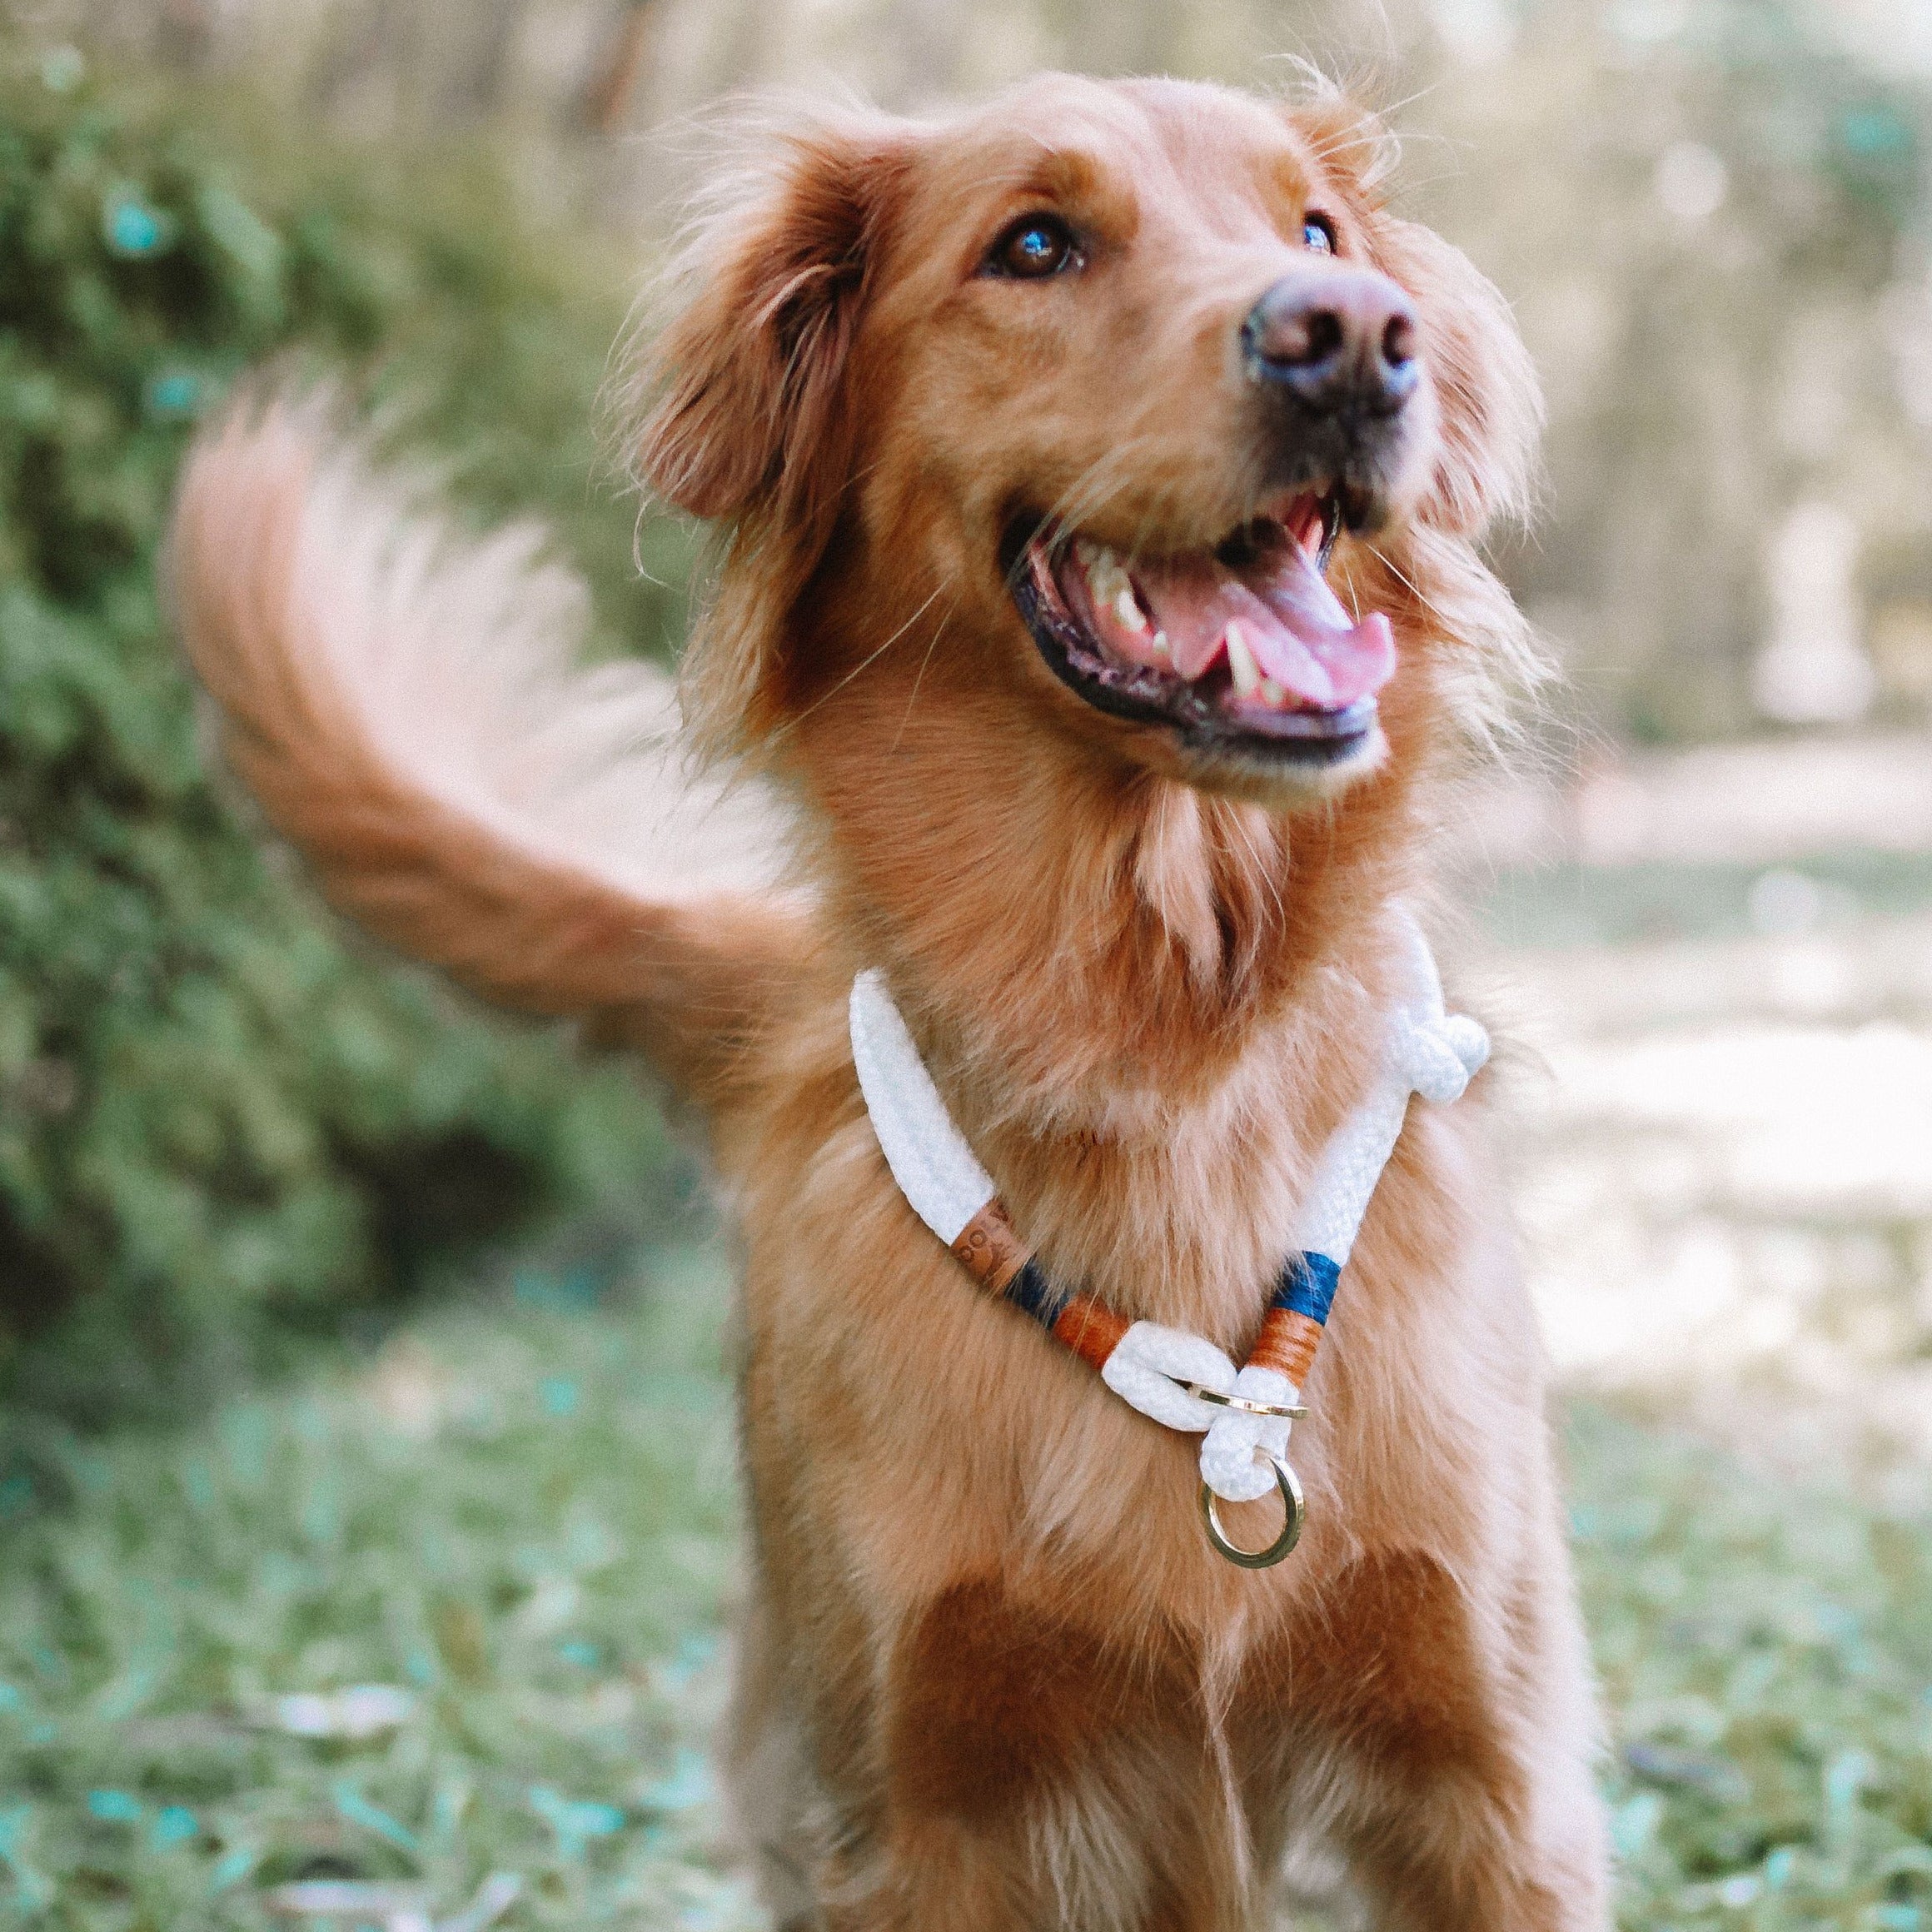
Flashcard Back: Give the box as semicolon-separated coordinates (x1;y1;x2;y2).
1242;271;1420;417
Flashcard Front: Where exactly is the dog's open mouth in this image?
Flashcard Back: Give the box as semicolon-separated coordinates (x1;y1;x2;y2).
1009;492;1394;766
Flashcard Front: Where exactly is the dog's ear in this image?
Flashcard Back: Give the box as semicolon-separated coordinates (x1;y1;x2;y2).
1375;216;1543;537
633;112;913;561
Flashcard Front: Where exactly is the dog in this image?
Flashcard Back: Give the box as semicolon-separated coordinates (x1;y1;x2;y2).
171;72;1610;1932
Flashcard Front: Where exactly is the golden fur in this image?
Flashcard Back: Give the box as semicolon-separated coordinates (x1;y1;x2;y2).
171;73;1608;1931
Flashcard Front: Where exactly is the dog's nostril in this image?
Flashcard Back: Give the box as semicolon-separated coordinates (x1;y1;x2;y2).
1382;313;1416;369
1299;310;1344;366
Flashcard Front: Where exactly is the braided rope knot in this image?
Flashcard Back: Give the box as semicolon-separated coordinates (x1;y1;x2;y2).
1102;1322;1240;1431
1387;1006;1491;1104
1101;1328;1295;1506
1198;1365;1298;1501
1108;921;1493;1505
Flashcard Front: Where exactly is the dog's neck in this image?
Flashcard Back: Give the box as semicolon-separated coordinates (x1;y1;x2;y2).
811;712;1412;1084
787;675;1436;1333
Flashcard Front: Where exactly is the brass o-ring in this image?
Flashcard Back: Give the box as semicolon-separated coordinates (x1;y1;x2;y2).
1198;1454;1305;1568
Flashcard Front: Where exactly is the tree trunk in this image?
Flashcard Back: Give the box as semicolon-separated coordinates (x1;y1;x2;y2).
581;2;659;134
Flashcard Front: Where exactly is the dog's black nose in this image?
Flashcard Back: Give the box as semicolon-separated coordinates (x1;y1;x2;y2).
1242;270;1420;417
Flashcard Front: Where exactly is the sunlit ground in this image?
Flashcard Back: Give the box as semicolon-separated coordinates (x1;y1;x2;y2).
1476;736;1932;1510
1503;912;1932;1505
8;735;1932;1932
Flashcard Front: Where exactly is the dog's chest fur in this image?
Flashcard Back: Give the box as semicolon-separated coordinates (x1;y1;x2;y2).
726;957;1525;1614
727;1003;1548;1922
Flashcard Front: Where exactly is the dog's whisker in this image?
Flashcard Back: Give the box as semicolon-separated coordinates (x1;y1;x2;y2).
758;580;950;751
1033;453;1152;547
887;596;961;754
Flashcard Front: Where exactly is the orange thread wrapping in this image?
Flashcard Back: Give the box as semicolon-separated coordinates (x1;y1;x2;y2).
1052;1294;1133;1372
949;1199;1031;1296
1247;1307;1323;1386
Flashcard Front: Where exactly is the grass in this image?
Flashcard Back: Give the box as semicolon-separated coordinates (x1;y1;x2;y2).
0;1246;759;1931
1574;1412;1932;1931
3;1247;1931;1930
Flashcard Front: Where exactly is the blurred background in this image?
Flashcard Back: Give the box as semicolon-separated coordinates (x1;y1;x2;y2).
0;2;1928;1927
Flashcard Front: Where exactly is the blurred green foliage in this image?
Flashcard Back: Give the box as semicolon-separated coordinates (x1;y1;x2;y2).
1439;0;1932;740
0;37;697;1423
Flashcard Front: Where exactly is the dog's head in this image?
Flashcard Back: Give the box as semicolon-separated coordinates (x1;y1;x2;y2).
635;75;1537;804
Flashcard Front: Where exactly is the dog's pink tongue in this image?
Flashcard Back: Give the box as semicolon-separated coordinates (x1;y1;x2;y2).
1138;544;1394;708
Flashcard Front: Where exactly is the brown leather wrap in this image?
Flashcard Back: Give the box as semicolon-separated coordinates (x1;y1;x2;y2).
949;1199;1032;1297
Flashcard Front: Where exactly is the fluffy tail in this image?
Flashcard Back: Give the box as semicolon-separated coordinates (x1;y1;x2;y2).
167;394;812;1108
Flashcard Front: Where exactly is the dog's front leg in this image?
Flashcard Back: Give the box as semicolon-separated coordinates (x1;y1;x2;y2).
809;1762;1251;1932
719;1603;1053;1932
810;1815;1052;1932
1265;1540;1611;1932
784;1576;1259;1932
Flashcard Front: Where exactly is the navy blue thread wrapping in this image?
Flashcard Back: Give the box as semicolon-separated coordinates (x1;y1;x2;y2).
1005;1257;1071;1331
1271;1251;1341;1327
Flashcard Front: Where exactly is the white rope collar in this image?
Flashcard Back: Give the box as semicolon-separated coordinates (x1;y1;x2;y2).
849;905;1490;1564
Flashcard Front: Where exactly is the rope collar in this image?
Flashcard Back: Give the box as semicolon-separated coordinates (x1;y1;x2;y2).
849;905;1490;1565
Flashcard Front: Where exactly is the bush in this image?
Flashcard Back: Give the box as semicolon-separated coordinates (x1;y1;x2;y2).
0;35;695;1422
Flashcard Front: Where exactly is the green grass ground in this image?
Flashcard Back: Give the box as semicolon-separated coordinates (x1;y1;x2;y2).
0;1247;757;1931
5;1238;1932;1930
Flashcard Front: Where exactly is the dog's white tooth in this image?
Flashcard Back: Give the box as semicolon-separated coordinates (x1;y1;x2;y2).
1114;586;1148;634
1226;621;1262;698
1260;677;1285;706
1075;537;1098;566
1152;630;1171;657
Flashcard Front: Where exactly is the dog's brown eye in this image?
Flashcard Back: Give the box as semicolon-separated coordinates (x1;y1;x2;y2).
1302;212;1337;254
988;214;1078;280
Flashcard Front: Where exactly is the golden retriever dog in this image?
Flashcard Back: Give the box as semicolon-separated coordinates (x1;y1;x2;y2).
171;72;1610;1932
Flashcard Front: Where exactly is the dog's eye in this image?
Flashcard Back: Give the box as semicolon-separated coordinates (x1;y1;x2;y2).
1302;212;1338;255
987;214;1078;280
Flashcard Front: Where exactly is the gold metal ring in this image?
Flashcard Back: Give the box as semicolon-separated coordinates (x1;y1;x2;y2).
1182;1382;1308;1420
1198;1454;1305;1568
